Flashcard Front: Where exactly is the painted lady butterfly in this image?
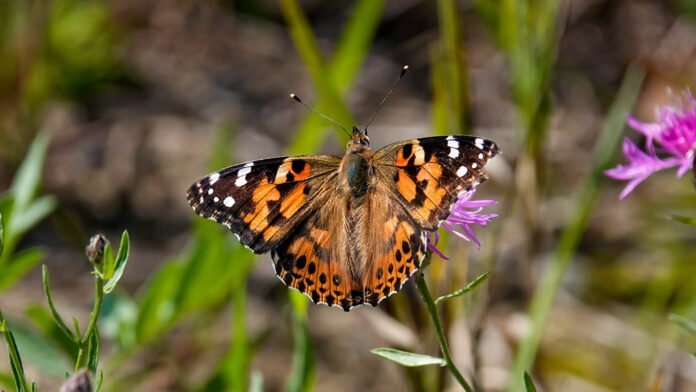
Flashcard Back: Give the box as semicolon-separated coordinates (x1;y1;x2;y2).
187;70;499;311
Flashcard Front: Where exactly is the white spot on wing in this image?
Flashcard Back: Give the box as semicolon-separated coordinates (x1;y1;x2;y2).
213;196;219;202
478;153;484;159
472;163;478;169
208;188;214;195
447;140;459;148
456;166;468;177
235;166;252;187
449;148;459;158
475;138;485;150
209;172;220;185
223;196;235;207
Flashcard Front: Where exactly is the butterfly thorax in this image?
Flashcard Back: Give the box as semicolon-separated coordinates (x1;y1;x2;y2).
343;127;373;198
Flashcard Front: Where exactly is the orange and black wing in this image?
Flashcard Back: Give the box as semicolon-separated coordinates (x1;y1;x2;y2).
373;136;499;229
268;190;430;311
186;155;341;253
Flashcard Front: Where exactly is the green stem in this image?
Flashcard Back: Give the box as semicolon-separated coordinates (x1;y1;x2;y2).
75;274;104;370
414;273;473;392
81;276;104;344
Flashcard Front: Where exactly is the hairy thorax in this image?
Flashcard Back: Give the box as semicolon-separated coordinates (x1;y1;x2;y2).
341;150;374;198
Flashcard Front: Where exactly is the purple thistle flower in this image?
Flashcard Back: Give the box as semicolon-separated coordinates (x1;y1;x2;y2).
605;92;696;199
428;189;498;257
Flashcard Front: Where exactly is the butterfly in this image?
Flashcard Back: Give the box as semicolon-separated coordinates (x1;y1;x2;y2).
187;125;499;311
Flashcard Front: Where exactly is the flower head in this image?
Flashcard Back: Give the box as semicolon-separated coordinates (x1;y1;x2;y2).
428;189;498;257
605;92;696;199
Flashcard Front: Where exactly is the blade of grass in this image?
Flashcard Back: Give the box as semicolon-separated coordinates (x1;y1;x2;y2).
436;0;469;133
283;0;384;154
506;65;645;391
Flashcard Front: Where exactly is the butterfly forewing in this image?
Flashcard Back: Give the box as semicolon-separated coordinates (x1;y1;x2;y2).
186;155;341;253
373;136;499;229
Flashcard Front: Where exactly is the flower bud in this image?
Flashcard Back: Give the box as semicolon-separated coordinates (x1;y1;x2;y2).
59;369;92;392
85;233;108;265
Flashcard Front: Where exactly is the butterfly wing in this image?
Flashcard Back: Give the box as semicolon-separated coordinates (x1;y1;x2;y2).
372;135;499;229
347;136;499;309
186;155;342;253
270;182;430;311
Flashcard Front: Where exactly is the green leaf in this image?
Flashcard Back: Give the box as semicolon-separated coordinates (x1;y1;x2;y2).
524;372;538;392
86;326;100;373
670;215;696;226
669;314;696;336
135;262;182;343
435;272;489;304
0;372;15;390
100;239;115;281
1;317;30;392
95;371;103;392
0;249;44;291
103;231;130;294
25;305;79;360
9;195;56;238
11;133;50;213
371;348;446;367
8;321;71;377
0;212;4;258
42;266;77;342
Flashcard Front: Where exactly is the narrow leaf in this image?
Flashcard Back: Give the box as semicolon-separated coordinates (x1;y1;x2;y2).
103;230;130;294
0;249;44;291
669;314;696;336
524;372;538;392
371;348;446;367
11;133;50;212
101;241;114;281
86;326;100;373
9;195;56;237
435;272;489;304
670;215;696;226
42;266;77;342
1;320;30;392
0;212;4;258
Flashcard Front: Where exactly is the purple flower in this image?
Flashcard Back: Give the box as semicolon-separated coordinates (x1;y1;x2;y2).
605;93;696;199
428;189;498;257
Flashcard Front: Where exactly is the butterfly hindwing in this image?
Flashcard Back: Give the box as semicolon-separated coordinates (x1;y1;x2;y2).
187;155;341;253
373;136;499;229
270;187;429;311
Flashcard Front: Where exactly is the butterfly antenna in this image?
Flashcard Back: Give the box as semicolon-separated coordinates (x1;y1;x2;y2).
363;65;409;133
289;94;351;137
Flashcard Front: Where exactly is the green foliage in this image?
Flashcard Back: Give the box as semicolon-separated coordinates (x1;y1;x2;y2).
670;215;696;226
435;272;489;304
371;348;446;367
102;231;131;294
0;133;56;292
432;0;469;134
0;312;37;392
669;314;696;336
523;372;538;392
281;0;384;154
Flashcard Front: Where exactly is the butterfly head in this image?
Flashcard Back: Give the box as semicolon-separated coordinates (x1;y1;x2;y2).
347;126;370;153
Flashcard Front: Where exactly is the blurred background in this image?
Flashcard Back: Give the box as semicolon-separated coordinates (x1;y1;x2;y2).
0;0;695;391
